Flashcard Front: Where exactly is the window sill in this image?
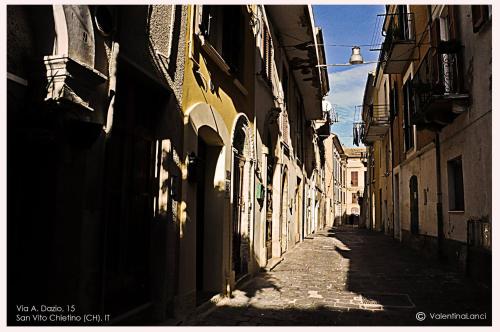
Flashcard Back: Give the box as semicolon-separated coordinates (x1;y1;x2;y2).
448;210;465;214
198;34;248;97
199;35;231;75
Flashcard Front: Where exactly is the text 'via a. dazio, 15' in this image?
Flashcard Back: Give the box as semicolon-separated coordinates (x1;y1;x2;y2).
15;304;111;324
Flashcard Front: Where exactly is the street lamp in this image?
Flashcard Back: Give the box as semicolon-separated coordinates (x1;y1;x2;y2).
316;46;378;67
348;46;364;65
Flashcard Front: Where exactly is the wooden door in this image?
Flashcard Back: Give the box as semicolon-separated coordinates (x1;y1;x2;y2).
410;175;419;235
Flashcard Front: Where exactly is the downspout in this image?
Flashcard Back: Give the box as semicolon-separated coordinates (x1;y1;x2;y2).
427;4;445;262
389;81;395;238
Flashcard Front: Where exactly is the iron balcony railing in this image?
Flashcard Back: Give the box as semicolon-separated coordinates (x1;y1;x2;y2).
365;104;390;126
380;11;416;64
361;104;390;143
467;219;491;251
412;42;467;118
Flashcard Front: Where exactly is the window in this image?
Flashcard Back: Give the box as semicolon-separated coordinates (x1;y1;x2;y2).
447;156;465;211
262;23;273;84
471;5;491;33
396;5;411;40
403;80;414;151
280;111;289;145
198;5;245;80
352;193;357;204
282;65;289;109
390;83;398;118
296;95;304;159
351;171;358;187
385;142;390;174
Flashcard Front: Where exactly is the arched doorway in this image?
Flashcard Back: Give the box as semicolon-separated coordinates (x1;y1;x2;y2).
186;103;229;304
231;115;253;280
294;177;302;244
280;169;289;254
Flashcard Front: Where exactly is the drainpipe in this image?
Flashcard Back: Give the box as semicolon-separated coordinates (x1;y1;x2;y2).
389;110;395;238
435;131;444;261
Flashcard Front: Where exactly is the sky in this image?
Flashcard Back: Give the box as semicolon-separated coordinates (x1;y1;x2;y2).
313;5;385;147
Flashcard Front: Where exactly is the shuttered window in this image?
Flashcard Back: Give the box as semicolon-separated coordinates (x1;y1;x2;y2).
351;171;358;187
262;24;273;84
198;6;245;80
403;80;414;151
471;5;490;33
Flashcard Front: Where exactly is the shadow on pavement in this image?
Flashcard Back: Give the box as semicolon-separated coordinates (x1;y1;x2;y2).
180;226;491;326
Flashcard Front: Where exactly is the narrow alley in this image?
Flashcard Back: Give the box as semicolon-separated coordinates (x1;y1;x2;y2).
182;226;491;326
6;4;492;327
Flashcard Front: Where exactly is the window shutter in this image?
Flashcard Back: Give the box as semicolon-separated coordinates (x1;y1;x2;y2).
261;24;273;84
408;78;415;118
430;18;441;87
283;112;289;145
198;5;207;36
430;18;441;49
262;24;268;76
448;5;458;41
472;5;489;33
269;33;273;83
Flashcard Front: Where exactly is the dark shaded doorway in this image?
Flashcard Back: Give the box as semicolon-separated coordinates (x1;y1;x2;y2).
232;154;246;278
194;128;224;306
102;59;164;317
266;154;274;260
196;137;207;301
410;175;419;234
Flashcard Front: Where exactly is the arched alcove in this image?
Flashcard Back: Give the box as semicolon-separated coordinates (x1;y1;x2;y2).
186;103;229;301
230;114;255;280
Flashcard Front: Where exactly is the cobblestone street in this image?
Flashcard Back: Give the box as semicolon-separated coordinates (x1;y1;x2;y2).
182;226;491;326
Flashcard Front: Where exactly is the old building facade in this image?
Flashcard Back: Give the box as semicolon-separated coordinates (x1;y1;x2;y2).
343;148;367;225
7;4;330;325
324;134;345;227
8;4;189;323
362;5;491;283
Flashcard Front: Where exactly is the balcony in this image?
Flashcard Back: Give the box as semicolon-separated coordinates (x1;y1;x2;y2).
379;11;417;74
361;104;390;144
412;44;469;130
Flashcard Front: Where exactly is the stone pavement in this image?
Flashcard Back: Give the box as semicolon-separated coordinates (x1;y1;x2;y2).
182;226;491;326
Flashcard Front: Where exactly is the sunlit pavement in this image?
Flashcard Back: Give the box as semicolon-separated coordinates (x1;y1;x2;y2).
182;226;491;326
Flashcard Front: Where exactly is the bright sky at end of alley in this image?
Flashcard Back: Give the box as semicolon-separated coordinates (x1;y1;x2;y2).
313;5;385;148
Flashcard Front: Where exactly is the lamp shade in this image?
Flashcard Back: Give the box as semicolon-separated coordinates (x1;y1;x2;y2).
349;46;364;65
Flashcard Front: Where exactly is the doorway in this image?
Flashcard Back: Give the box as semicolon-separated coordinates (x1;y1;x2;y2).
295;177;302;243
195;133;224;305
196;138;207;301
231;153;247;279
394;173;401;239
410;175;419;235
280;172;289;254
102;60;163;317
231;116;252;280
